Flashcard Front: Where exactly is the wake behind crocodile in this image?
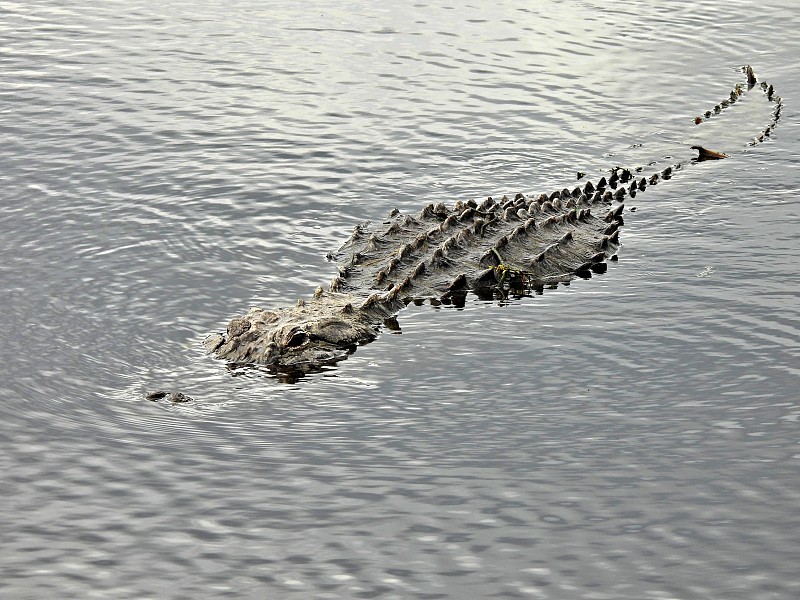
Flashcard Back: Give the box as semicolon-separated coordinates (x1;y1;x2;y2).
194;65;781;383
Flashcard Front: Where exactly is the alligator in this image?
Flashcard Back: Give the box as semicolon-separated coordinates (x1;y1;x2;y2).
203;65;781;377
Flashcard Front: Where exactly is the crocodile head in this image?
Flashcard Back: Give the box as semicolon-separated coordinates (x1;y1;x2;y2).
204;291;384;370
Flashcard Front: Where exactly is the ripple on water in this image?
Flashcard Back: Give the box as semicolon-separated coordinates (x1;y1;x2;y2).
2;1;800;599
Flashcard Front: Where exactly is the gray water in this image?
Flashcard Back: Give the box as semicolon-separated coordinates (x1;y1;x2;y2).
2;1;799;598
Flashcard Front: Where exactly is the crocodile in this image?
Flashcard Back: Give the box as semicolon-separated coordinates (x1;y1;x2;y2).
203;65;781;376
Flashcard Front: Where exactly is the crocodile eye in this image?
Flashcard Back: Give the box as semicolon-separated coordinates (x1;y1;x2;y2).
287;331;309;347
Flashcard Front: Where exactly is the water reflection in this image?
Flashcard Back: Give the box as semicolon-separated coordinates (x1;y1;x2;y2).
2;0;799;598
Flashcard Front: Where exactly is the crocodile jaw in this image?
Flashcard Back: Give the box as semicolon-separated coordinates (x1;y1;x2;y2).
205;292;382;370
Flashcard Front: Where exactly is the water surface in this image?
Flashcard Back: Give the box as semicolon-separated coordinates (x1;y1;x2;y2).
2;1;799;598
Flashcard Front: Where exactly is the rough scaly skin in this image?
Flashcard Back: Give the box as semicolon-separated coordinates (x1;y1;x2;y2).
203;66;781;375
